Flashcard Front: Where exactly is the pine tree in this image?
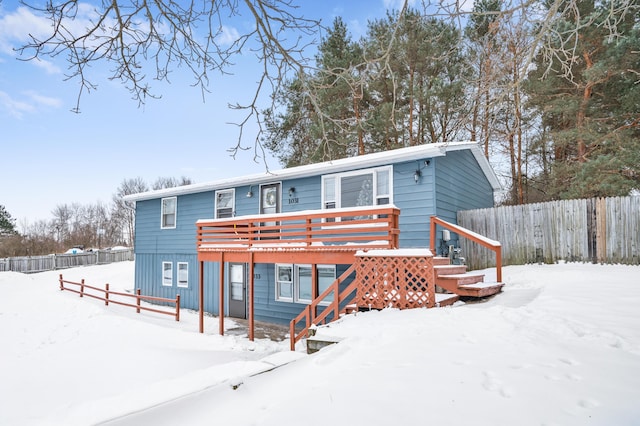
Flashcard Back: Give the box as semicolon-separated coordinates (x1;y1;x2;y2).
0;205;17;236
263;17;365;166
526;1;640;199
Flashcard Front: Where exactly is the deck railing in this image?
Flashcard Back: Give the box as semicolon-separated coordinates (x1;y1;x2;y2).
289;264;358;351
429;216;502;282
197;205;400;252
59;274;181;321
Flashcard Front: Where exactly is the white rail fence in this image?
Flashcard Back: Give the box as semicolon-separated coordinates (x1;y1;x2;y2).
0;249;134;273
457;196;639;269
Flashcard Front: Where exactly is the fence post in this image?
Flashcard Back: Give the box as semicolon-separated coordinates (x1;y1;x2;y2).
80;279;85;297
175;294;180;321
105;283;109;306
59;274;64;291
136;289;141;314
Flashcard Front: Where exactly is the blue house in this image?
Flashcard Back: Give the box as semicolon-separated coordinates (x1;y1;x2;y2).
124;142;502;345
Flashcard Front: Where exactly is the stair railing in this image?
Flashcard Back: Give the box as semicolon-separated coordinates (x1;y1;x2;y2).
289;264;357;351
429;216;502;282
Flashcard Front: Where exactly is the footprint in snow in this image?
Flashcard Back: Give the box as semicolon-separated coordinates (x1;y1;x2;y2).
482;371;514;398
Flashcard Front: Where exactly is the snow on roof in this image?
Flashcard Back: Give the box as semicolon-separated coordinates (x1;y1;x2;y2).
124;141;501;202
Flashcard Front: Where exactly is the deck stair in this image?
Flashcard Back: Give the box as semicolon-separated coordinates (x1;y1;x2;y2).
434;257;504;298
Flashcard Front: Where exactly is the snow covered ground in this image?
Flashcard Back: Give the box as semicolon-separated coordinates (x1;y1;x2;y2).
1;261;639;425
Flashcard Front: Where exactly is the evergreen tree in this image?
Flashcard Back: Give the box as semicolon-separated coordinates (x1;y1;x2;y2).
0;205;17;236
526;0;640;199
263;17;365;166
365;10;469;146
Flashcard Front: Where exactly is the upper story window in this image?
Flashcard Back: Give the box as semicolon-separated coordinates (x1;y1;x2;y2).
161;197;177;229
322;166;392;213
215;189;235;218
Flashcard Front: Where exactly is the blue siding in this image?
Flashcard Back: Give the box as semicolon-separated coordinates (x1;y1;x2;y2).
432;150;494;252
434;150;494;222
135;191;215;255
392;159;437;248
135;253;219;313
132;147;495;323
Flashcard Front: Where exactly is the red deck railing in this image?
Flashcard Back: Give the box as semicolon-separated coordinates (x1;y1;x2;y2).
429;216;502;282
59;274;181;321
197;205;400;252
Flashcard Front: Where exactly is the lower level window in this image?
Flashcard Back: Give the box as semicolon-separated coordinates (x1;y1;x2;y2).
276;264;336;303
177;262;189;288
162;262;173;286
276;264;293;301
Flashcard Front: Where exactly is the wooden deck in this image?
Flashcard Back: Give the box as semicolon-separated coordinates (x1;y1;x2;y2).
197;205;400;264
195;209;504;350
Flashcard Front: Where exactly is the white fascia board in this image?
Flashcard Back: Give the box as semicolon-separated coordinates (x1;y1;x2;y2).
123;141;489;202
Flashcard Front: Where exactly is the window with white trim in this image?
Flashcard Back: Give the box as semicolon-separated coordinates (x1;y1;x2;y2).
276;264;336;304
162;262;173;286
215;189;234;218
321;167;392;218
177;262;189;288
161;197;177;229
276;264;293;302
317;265;336;303
296;265;312;303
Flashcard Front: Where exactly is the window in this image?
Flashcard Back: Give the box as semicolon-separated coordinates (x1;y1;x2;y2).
215;189;234;218
275;264;293;302
296;265;313;303
276;264;336;304
161;197;177;229
177;262;188;288
317;265;336;303
162;262;173;286
321;167;392;218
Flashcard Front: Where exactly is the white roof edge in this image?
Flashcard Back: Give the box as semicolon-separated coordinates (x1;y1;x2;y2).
123;141;496;201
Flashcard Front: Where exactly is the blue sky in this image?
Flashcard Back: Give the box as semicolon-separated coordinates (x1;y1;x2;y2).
0;0;409;227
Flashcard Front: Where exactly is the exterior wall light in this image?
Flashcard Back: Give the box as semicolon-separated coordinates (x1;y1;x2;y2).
414;170;422;183
288;187;296;197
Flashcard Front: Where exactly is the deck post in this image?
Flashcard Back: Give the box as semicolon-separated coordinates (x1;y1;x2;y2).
248;252;255;341
219;253;225;336
311;263;317;319
429;216;437;253
496;246;502;283
176;294;181;322
198;260;204;333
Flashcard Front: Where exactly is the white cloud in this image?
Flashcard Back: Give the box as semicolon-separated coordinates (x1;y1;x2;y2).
0;89;62;119
24;90;63;108
0;90;35;119
216;25;241;47
0;6;53;54
30;57;61;75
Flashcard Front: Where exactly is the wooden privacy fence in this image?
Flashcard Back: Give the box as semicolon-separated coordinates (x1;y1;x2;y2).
59;274;180;321
457;196;640;269
0;249;134;273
